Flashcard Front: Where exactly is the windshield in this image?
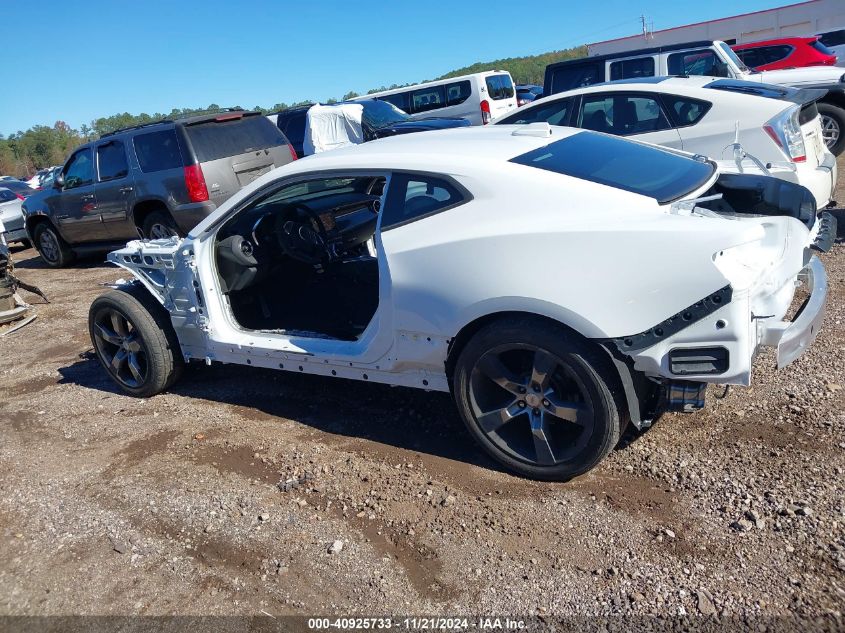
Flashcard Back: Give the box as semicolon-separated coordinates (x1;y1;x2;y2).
361;100;410;129
509;132;715;204
718;41;751;73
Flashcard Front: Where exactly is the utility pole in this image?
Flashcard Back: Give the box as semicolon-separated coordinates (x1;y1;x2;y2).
640;14;652;40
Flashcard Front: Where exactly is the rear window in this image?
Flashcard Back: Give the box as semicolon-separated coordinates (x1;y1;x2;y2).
509;132;715;204
185;115;287;163
810;40;835;56
819;29;845;47
486;74;515;100
0;189;17;202
133;129;184;173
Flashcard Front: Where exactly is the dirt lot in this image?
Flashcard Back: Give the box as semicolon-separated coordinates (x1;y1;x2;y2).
1;162;844;628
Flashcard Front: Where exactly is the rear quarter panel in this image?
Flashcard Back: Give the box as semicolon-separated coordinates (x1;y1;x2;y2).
378;166;757;341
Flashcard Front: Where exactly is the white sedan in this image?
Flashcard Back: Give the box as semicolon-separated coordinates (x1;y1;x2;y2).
0;187;27;244
88;126;833;480
493;76;838;208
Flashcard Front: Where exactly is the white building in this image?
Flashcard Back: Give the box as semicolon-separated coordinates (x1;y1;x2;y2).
588;0;845;57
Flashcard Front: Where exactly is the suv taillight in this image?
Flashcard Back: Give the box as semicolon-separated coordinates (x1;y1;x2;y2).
288;143;297;161
481;100;491;125
15;193;25;201
764;106;806;163
184;164;209;202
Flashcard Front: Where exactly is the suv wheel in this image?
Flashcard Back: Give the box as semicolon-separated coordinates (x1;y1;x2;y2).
33;222;75;268
143;212;182;240
453;317;625;481
818;103;845;156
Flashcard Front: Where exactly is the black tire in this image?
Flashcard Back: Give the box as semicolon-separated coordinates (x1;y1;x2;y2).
142;211;182;240
88;285;184;397
818;102;845;157
32;221;74;268
453;316;625;481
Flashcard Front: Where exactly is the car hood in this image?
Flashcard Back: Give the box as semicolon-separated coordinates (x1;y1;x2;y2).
373;117;471;137
19;187;51;215
752;65;845;86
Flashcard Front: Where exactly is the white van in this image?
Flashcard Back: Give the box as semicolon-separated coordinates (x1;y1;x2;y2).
355;71;518;126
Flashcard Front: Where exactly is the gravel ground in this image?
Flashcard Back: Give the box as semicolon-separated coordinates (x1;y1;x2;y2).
0;160;844;629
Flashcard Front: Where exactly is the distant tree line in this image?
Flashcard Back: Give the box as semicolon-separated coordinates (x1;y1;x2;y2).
0;45;585;179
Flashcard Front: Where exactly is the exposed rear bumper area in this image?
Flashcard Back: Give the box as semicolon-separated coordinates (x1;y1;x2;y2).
758;255;828;368
766;153;836;209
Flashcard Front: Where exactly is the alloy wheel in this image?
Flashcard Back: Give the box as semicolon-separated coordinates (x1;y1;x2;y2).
92;308;149;389
468;344;594;467
821;114;840;149
38;229;59;263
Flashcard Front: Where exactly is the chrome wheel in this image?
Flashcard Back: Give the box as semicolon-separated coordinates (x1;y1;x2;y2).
92;308;149;389
821;114;840;150
148;222;178;240
38;229;59;263
468;344;594;467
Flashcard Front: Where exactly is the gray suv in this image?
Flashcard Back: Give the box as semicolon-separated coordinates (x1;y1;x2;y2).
23;110;296;267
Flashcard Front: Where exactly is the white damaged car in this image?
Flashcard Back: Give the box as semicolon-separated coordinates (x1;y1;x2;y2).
88;126;835;480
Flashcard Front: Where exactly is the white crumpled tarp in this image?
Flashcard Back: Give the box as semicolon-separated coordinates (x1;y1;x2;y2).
303;104;364;156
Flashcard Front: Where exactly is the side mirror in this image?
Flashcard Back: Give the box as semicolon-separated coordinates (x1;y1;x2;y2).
54;172;65;188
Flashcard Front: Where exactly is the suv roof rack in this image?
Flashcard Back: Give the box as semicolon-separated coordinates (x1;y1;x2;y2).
100;107;250;138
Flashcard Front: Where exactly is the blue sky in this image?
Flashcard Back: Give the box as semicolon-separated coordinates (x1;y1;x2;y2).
1;0;787;135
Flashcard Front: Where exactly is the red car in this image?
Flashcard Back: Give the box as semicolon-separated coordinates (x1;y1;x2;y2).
732;37;837;71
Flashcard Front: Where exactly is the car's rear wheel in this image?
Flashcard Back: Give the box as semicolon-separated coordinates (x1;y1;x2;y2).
453;317;624;481
32;222;74;268
89;286;184;397
818;103;845;156
143;211;182;240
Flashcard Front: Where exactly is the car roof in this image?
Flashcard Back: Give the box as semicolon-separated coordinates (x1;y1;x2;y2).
515;75;790;108
733;36;817;49
547;41;713;68
288;125;584;167
100;109;258;138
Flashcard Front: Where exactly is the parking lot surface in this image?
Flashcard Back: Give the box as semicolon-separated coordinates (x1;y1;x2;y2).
0;160;843;622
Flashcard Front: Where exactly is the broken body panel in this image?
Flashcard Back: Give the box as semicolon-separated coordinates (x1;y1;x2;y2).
105;126;831;416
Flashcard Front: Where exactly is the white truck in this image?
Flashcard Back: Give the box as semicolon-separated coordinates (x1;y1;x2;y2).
543;40;845;155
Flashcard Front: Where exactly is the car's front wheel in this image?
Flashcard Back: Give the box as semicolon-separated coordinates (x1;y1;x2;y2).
89;286;184;397
453;317;625;481
32;222;74;268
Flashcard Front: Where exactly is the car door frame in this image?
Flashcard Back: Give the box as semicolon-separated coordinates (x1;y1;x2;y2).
573;90;683;148
195;168;398;368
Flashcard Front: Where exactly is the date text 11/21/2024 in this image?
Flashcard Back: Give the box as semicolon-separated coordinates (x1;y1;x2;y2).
306;617;527;630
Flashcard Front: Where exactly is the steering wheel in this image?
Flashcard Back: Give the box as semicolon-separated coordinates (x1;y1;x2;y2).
274;204;331;265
